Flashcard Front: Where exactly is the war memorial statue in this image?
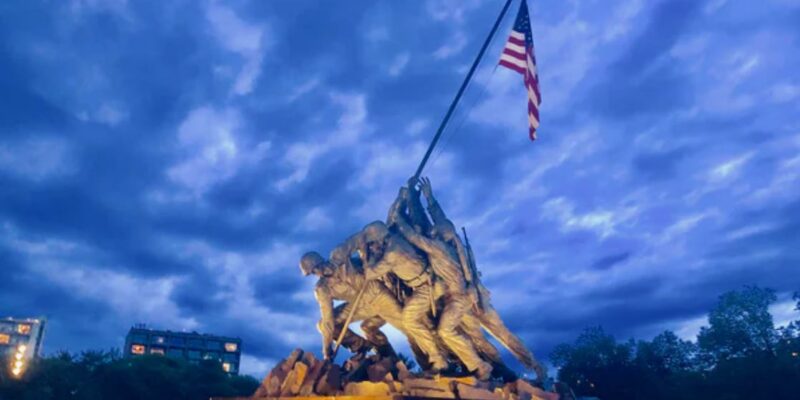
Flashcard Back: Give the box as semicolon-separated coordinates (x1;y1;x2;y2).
248;178;559;400
245;1;559;397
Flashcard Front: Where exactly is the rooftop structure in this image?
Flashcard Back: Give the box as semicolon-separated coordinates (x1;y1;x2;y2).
123;325;242;375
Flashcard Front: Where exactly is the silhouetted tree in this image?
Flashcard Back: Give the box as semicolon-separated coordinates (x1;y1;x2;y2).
0;350;259;400
551;326;643;400
635;330;697;374
698;286;777;363
550;287;800;400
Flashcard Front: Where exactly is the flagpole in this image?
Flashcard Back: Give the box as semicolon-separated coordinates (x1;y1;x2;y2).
413;0;514;180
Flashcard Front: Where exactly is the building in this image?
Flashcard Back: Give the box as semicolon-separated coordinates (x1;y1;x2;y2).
0;317;46;378
123;325;242;375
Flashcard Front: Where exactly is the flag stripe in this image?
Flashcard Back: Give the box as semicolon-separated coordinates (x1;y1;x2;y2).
498;0;541;142
504;42;526;54
499;60;526;74
499;53;526;69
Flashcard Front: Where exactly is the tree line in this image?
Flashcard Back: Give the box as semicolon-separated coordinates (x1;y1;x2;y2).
0;350;258;400
551;287;800;399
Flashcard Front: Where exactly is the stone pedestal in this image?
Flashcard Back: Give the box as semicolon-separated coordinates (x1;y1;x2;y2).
222;349;559;400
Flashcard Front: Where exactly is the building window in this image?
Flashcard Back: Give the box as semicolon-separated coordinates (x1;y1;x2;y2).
206;341;222;350
153;336;165;344
222;362;232;373
168;337;185;346
130;334;147;343
224;342;238;352
150;347;165;355
203;352;220;361
187;350;201;360
167;348;184;358
131;344;146;355
17;324;31;335
187;339;203;348
0;333;9;344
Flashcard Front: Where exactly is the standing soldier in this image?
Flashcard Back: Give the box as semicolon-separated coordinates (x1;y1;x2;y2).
389;187;493;380
417;177;547;382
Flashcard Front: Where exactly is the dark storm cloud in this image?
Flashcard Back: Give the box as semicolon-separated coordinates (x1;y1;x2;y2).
585;0;700;118
590;251;632;271
631;147;692;181
251;272;306;314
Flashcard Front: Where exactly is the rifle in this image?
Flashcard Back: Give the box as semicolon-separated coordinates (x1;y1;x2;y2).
461;227;485;311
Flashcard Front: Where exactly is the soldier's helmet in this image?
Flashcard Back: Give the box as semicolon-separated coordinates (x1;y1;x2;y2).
362;221;389;243
299;251;325;276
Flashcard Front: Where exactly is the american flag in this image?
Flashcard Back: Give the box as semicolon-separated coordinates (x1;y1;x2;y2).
499;0;541;141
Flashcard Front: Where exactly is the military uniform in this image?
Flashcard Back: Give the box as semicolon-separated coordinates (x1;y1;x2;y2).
313;259;403;359
422;181;544;379
393;201;491;377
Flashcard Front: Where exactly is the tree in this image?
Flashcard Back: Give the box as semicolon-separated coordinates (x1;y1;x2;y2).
635;330;697;374
0;350;259;400
551;326;641;400
698;286;777;363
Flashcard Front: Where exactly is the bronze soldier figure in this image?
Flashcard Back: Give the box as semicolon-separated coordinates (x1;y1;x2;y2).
299;251;402;360
389;187;493;380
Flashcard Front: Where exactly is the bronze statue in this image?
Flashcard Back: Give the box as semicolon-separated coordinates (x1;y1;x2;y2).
416;177;547;381
300;251;402;360
332;220;451;372
298;177;543;383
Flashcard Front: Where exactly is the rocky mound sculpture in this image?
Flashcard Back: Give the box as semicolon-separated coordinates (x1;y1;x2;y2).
250;349;557;400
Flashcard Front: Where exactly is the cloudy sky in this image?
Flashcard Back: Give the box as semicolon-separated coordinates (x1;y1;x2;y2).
1;0;799;377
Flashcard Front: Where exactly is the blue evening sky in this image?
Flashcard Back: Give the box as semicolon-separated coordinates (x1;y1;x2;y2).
1;0;799;377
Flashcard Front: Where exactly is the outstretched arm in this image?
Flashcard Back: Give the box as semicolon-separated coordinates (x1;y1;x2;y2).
386;187;408;227
364;258;392;281
406;177;433;234
419;177;449;226
330;231;368;268
393;208;441;256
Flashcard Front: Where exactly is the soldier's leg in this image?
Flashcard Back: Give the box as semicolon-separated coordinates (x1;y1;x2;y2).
460;312;519;381
360;283;411;359
437;294;492;378
461;310;502;364
402;285;447;370
360;316;397;358
477;304;541;372
329;302;371;355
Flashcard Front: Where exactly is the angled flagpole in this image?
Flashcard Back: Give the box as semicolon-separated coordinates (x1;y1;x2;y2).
413;0;515;179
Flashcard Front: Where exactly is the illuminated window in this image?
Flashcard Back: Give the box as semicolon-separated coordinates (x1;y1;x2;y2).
222;362;231;373
224;342;238;352
131;344;146;355
0;334;9;344
153;336;165;344
17;324;31;335
150;347;165;355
